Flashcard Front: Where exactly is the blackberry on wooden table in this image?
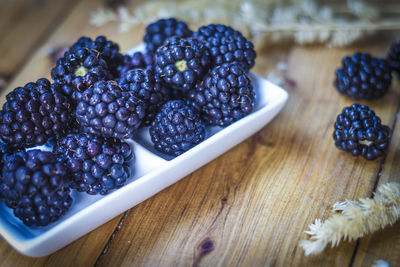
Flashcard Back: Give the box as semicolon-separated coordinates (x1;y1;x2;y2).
335;52;392;100
333;103;390;160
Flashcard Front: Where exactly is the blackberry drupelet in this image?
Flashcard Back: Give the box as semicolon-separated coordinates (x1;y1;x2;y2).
0;78;72;149
388;40;400;75
154;37;211;91
144;18;193;54
51;45;111;98
119;69;170;125
71;36;124;78
0;150;72;226
193;24;256;71
333;104;390;160
75;80;146;139
0;139;12;174
150;100;205;156
188;63;256;127
55;133;133;195
335;52;392;100
117;51;154;78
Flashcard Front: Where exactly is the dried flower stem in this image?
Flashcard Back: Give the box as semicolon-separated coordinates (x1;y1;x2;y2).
256;20;400;32
299;182;400;256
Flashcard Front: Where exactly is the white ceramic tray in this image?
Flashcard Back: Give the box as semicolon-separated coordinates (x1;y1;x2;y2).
0;44;288;257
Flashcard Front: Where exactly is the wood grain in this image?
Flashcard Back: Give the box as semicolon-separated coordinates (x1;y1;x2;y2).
0;0;78;78
95;37;400;266
352;79;400;267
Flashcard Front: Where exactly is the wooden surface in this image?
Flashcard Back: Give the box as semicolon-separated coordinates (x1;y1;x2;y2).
0;0;399;266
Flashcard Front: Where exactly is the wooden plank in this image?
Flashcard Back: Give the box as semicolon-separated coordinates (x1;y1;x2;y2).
95;37;399;266
0;0;78;77
352;80;400;267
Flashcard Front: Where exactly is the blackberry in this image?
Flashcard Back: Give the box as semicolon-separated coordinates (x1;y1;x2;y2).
0;78;72;149
117;52;154;78
55;133;133;195
188;63;256;127
0;150;72;226
75;81;146;139
154;37;211;91
387;40;400;75
150;100;205;156
335;52;392;100
51;45;111;98
144;18;193;54
119;69;170;125
333;104;390;160
71;36;124;78
193;24;256;71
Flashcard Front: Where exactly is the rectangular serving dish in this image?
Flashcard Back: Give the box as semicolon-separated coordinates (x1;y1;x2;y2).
0;44;288;257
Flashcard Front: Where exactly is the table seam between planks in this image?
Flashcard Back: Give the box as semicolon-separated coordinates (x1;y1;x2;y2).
347;102;400;267
94;210;131;266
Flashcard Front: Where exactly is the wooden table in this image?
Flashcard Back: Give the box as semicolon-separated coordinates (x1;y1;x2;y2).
0;0;399;266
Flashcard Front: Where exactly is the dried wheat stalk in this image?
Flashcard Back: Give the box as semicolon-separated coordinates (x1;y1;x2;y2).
299;182;400;256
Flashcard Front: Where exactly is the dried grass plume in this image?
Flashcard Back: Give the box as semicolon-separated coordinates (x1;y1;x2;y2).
299;182;400;256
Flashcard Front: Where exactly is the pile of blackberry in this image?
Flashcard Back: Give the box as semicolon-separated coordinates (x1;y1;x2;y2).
0;18;260;227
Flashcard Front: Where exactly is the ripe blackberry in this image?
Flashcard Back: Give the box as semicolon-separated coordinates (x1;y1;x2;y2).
0;78;72;149
188;63;256;127
150;100;205;156
144;18;193;54
333;104;390;160
51;45;112;98
154;37;211;91
119;69;170;125
54;133;133;195
0;150;72;226
117;52;154;78
335;52;392;100
71;36;124;78
75;80;146;139
193;24;256;71
387;40;400;75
